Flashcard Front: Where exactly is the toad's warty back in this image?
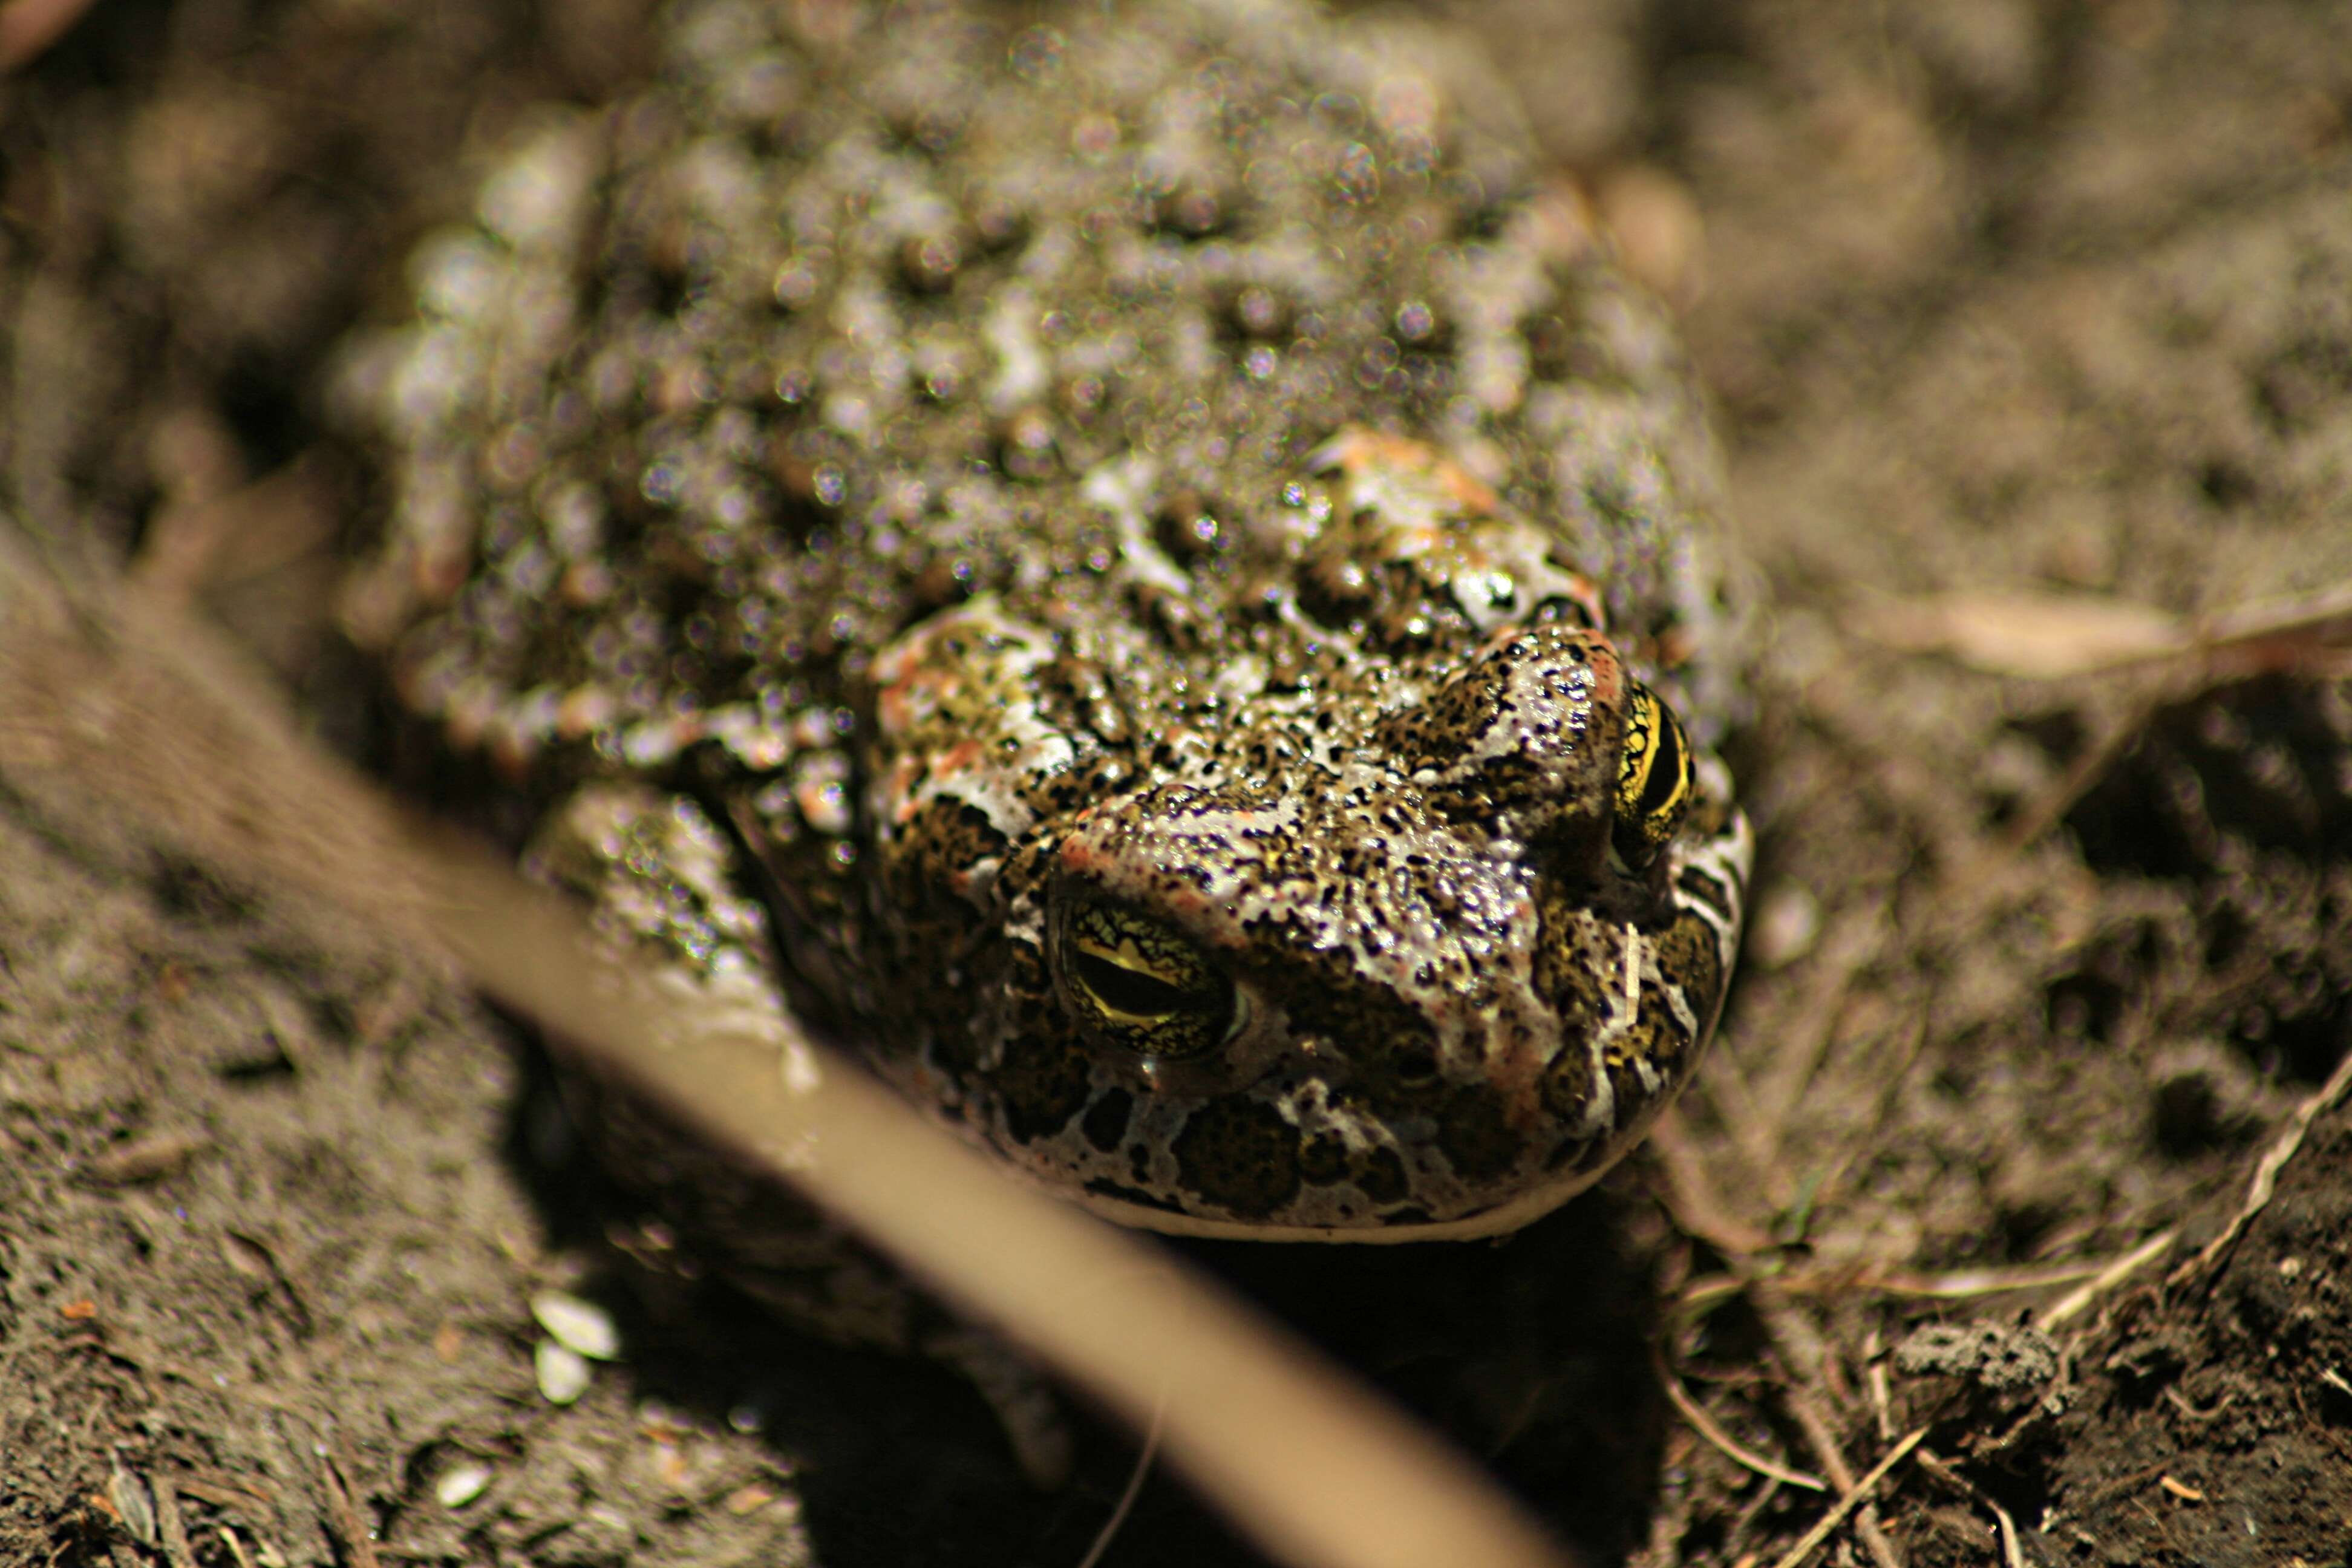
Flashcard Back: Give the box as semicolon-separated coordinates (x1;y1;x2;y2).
347;0;1751;1240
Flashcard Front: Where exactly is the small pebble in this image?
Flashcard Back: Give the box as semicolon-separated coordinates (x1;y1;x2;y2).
1747;883;1823;969
436;1463;492;1509
725;1483;778;1516
536;1338;593;1405
531;1289;621;1360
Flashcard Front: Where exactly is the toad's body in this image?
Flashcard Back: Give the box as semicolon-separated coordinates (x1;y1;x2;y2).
351;0;1749;1244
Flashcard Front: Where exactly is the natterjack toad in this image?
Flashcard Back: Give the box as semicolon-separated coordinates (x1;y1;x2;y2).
346;0;1749;1246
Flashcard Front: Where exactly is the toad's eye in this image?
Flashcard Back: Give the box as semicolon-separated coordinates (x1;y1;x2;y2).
1054;899;1242;1061
1612;682;1694;871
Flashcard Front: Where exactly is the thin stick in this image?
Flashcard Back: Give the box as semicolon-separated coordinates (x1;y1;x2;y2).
1777;1372;1904;1568
1864;1327;1893;1445
1999;691;2164;852
0;512;1575;1568
1655;1350;1827;1493
1765;1428;1926;1568
1915;1448;2027;1568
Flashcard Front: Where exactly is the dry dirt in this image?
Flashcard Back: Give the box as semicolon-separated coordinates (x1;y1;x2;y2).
2;2;2350;1565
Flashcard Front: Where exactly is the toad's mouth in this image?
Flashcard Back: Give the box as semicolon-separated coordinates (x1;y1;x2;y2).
1060;1159;1618;1243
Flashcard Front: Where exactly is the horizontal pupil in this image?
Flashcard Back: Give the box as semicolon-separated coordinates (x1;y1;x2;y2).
1074;949;1196;1019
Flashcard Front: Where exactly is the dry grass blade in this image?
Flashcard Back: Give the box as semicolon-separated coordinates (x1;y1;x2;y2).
1847;588;2187;678
1693;1250;2162;1312
1847;578;2352;682
0;532;1574;1568
2166;1044;2352;1295
2197;580;2352;655
2036;1229;2175;1332
1862;577;2352;854
1823;1259;2118;1302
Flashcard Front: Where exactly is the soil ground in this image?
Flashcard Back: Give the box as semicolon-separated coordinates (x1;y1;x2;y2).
2;2;2350;1565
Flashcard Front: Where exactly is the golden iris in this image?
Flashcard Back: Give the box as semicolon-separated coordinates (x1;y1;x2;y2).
1056;899;1239;1060
1612;682;1694;871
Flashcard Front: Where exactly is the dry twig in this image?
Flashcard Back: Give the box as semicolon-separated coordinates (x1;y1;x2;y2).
1765;1428;1927;1568
1777;1377;1906;1568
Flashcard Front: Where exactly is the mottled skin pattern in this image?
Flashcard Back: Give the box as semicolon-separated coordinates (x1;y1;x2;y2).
349;0;1750;1243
